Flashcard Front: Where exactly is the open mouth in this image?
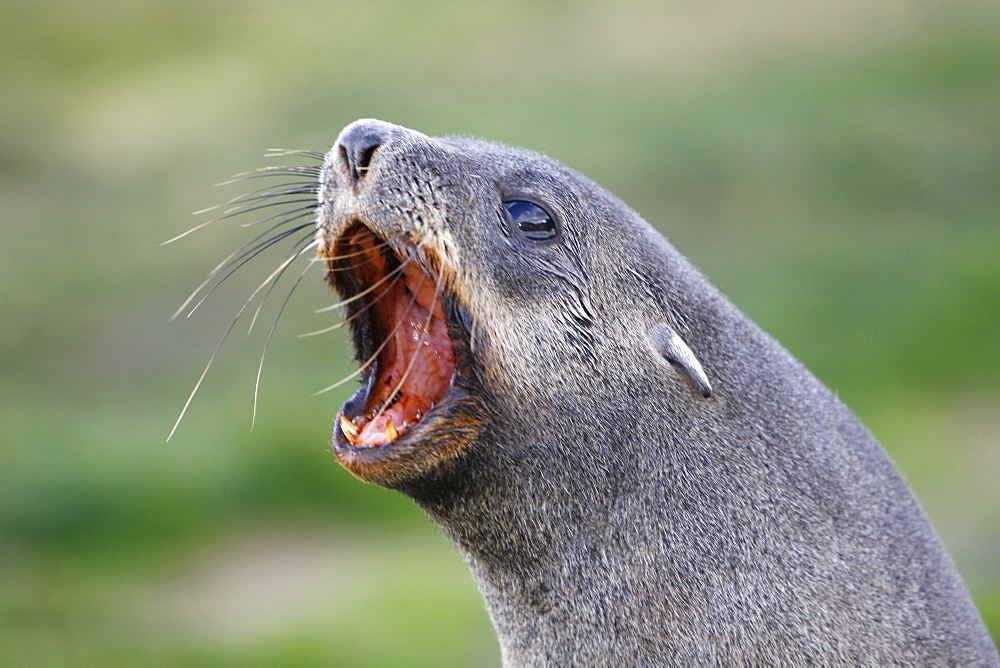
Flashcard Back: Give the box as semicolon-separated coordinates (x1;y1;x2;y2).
329;223;457;449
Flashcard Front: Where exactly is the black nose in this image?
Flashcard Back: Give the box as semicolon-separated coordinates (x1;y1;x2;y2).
337;121;389;183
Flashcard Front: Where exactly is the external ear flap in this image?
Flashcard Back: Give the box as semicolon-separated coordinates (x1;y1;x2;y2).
650;323;713;398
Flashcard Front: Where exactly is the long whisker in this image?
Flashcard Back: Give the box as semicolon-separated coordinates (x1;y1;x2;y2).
215;171;321;188
176;221;316;320
234;200;318;225
206;198;318;227
299;266;398;337
167;149;328;441
220;162;322;181
164;154;321;245
199;183;319;214
212;210;315;273
210;173;319;192
167;234;319;442
264;148;326;160
299;320;348;338
312;269;428;397
209;190;319;220
310;236;397;265
167;317;238;443
214;211;315;272
164;193;318;247
252;239;319;428
315;254;413;314
247;229;318;334
218;163;321;182
171;216;314;321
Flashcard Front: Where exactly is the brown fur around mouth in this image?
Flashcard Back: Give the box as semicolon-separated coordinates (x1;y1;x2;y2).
333;408;484;488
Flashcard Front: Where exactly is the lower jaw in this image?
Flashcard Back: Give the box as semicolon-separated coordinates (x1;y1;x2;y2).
332;383;484;489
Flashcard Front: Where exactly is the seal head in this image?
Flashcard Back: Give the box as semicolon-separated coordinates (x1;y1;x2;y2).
319;119;709;490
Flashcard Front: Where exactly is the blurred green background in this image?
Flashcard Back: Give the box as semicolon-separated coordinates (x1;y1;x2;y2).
2;0;998;664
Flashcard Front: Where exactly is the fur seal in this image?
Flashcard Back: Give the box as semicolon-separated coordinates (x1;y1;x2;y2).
198;119;999;664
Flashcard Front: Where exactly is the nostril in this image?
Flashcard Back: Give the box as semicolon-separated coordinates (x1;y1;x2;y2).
355;143;378;173
338;125;385;182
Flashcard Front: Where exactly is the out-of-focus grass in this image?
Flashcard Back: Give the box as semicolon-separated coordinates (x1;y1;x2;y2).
1;0;997;663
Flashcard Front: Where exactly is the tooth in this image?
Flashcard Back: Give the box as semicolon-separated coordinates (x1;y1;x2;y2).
339;413;359;444
385;417;399;443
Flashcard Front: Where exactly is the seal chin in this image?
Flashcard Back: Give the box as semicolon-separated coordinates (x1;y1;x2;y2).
325;222;482;486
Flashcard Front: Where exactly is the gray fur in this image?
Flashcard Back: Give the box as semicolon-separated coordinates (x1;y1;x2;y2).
318;119;998;665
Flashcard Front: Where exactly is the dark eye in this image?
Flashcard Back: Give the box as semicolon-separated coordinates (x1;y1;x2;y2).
503;199;559;242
